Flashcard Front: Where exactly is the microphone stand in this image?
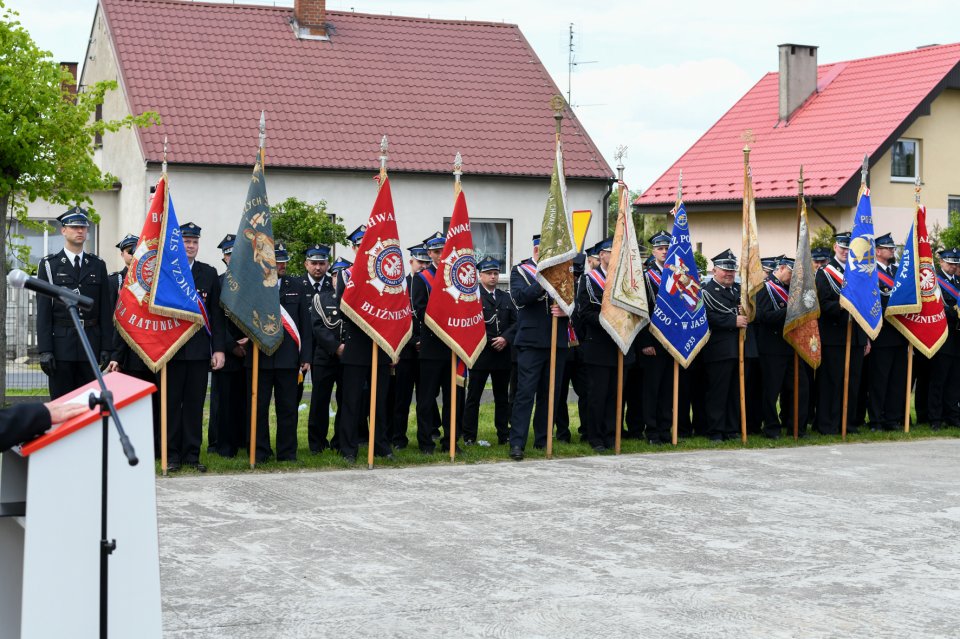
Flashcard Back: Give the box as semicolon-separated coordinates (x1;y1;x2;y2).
64;302;138;639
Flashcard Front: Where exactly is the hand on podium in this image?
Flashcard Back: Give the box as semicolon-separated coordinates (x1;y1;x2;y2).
45;401;87;425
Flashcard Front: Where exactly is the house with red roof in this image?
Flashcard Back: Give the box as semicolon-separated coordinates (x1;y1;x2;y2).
635;43;960;264
38;0;613;270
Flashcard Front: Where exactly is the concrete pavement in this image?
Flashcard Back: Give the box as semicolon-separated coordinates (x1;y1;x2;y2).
158;440;960;638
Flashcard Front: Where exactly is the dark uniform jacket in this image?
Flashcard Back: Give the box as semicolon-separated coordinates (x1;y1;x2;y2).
335;268;392;368
701;278;757;362
473;285;517;370
755;274;792;357
0;403;51;452
576;267;635;367
173;260;226;360
937;269;960;356
637;262;666;352
218;273;247;373
815;258;867;347
509;258;569;350
411;264;450;361
311;275;342;366
874;261;906;348
37;249;113;360
399;273;418;361
246;275;312;370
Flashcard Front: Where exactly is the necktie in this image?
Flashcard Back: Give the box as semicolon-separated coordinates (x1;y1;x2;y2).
74;255;81;276
314;282;321;294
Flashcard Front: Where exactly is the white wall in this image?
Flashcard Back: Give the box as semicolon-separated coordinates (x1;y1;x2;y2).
143;166;610;274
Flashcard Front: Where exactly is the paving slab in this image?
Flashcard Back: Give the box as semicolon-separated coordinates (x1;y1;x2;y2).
157;440;960;638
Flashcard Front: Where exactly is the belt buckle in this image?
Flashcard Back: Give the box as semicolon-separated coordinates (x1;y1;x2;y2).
77;319;86;327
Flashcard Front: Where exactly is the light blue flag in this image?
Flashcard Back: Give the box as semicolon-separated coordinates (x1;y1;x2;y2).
839;186;882;340
649;202;710;368
148;174;207;327
886;216;921;315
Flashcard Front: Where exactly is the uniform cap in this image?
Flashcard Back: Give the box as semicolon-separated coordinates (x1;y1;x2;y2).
116;234;138;251
305;244;331;261
648;231;671;247
180;222;202;238
274;242;289;263
217;234;236;254
423;232;446;250
478;257;501;272
57;207;90;227
834;230;851;248
330;258;352;273
347;225;366;246
712;248;738;271
875;233;896;249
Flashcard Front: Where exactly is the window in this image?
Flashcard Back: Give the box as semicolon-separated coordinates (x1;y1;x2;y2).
94;103;103;148
891;139;919;181
949;196;960;216
442;218;511;269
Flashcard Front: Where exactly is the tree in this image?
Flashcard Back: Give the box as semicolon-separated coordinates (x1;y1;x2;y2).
271;197;347;276
810;224;835;252
929;210;960;259
0;1;158;404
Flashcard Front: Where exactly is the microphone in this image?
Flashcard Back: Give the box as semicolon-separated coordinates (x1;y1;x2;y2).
7;268;95;310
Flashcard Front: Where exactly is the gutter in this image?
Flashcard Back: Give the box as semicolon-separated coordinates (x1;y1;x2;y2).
600;178;615;239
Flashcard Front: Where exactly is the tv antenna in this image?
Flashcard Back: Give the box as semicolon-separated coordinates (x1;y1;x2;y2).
567;23;597;107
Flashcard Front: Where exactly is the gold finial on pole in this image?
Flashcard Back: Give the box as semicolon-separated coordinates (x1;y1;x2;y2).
453;151;463;197
615;145;627;184
161;135;168;174
741;130;755;163
798;165;805;198
551;95;565;137
378;135;388;185
258;110;266;150
915;174;922;205
861;153;869;186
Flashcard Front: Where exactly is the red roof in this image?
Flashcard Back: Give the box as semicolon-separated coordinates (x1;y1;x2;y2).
637;43;960;209
97;0;612;179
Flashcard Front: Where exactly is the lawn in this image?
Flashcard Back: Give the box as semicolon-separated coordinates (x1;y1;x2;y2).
158;400;957;475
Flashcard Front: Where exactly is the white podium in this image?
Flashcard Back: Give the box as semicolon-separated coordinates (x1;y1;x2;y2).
0;372;162;638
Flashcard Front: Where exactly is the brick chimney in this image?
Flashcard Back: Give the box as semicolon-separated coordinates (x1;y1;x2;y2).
778;44;818;124
60;61;78;97
294;0;328;40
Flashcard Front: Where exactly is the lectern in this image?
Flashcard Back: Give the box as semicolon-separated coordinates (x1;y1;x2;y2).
0;372;161;638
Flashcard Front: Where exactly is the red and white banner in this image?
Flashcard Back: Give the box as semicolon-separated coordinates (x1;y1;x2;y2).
424;190;487;367
340;177;413;362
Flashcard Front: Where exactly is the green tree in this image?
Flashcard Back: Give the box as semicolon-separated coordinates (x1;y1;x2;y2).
810;224;835;252
929;210;960;259
271;197;347;275
0;1;158;403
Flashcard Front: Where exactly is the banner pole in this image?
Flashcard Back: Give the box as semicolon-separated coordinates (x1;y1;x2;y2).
793;353;800;441
546;315;558;459
161;364;168;476
738;329;747;444
368;345;378;470
841;319;852;441
904;345;914;433
615;351;624;454
449;352;458;461
671;361;679;446
249;347;259;469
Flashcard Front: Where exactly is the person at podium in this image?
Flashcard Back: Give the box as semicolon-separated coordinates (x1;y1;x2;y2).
0;401;87;452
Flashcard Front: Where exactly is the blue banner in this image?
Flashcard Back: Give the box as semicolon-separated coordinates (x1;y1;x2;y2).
886;215;920;315
649;202;710;367
839;188;882;339
148;175;205;325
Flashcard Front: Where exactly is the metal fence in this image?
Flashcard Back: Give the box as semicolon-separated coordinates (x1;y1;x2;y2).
5;287;48;398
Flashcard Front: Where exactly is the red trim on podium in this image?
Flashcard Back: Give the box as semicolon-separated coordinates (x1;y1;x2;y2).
18;372;157;457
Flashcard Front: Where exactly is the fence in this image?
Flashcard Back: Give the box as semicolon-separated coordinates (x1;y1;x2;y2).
5;287;48;399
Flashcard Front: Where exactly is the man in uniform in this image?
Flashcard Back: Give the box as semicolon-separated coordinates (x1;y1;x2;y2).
36;208;113;399
304;244;341;453
463;257;517;446
412;232;464;454
755;257;808;438
701;250;752;441
507;235;569;460
866;232;908;431
637;231;679;444
165;222;225;472
812;247;830;270
244;244;312;462
928;248;960;429
210;234;248;458
106;234;162;456
815;231;869;435
336;250;395;465
576;237;634;451
386;244;431;449
330;258;352;293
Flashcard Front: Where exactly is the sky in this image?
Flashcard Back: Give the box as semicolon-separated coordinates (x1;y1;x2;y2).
9;0;960;190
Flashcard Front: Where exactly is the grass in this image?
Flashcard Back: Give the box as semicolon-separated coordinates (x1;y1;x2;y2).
156;401;958;476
